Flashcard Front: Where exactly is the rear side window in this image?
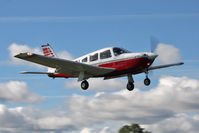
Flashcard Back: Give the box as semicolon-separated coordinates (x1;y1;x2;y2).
90;53;98;62
82;57;87;62
100;50;112;59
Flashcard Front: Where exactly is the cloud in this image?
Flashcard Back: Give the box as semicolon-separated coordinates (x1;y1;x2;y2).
0;102;116;132
0;81;44;103
144;113;199;133
0;105;76;132
8;43;43;67
80;128;93;133
57;50;75;60
0;76;199;133
79;127;114;133
155;43;181;64
0;105;34;133
37;116;73;130
66;76;199;125
8;43;74;67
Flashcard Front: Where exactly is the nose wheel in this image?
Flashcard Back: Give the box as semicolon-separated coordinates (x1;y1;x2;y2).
81;80;89;90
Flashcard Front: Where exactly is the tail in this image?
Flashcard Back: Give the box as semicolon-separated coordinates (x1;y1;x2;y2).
42;43;56;57
42;43;56;73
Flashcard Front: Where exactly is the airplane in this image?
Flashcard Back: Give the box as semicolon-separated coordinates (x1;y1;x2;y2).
14;43;184;91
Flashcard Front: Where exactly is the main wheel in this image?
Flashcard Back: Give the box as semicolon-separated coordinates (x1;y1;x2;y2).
126;82;134;91
81;80;89;90
144;78;151;86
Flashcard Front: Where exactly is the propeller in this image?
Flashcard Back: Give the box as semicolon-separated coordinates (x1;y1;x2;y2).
150;36;159;53
148;36;160;76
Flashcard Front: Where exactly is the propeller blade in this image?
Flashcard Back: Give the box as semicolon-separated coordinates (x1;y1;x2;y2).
148;36;160;77
150;36;159;53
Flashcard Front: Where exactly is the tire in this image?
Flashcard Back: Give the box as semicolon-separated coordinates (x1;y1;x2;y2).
144;78;151;86
81;80;89;90
126;82;134;91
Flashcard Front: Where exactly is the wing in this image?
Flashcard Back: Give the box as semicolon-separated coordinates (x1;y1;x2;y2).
148;62;184;71
15;52;115;80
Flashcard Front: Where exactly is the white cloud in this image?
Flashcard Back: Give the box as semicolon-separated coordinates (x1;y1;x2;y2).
79;127;115;133
57;51;75;60
37;116;72;130
0;76;199;133
0;105;33;132
144;113;199;133
99;127;115;133
155;43;181;64
66;76;199;125
0;105;76;132
0;81;44;103
8;43;42;65
0;104;118;133
80;128;93;133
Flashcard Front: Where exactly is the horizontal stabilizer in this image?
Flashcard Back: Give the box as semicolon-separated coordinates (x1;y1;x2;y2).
148;62;184;71
20;71;52;74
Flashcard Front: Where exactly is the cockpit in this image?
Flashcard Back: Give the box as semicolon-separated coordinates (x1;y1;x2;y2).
79;47;131;63
113;47;130;56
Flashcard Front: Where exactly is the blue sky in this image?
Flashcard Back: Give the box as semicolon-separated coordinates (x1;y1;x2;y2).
0;0;199;133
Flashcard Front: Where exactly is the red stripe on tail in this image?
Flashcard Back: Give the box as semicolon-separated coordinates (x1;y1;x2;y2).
42;43;56;57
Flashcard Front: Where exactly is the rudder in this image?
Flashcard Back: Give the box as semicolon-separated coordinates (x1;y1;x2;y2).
42;43;56;57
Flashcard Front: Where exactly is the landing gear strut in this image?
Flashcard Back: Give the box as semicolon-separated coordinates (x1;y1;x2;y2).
126;74;134;91
81;80;89;90
144;71;151;86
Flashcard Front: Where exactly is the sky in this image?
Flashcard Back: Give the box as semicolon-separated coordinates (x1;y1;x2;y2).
0;0;199;133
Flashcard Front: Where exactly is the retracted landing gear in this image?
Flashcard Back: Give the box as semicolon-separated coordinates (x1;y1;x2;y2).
144;71;151;86
81;80;89;90
126;74;134;91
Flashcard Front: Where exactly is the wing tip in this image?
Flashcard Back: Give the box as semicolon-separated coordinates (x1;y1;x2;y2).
179;62;184;65
14;54;20;58
20;71;29;74
14;52;34;58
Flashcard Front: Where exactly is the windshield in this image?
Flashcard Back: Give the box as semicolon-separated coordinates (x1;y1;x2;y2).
113;47;130;56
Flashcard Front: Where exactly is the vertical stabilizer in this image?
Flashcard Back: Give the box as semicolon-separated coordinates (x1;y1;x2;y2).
42;43;56;57
42;43;56;73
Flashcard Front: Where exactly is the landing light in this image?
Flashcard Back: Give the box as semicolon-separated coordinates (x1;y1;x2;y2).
147;62;151;66
27;52;33;56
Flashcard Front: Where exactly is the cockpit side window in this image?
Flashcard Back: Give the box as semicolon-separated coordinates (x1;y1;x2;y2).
100;50;112;59
90;53;98;62
82;57;87;62
113;47;129;56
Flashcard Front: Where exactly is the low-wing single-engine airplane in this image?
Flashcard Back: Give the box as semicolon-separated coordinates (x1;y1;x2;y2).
15;44;184;91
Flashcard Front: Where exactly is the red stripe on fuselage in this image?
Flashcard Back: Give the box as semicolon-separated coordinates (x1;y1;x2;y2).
98;57;150;71
51;57;152;78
